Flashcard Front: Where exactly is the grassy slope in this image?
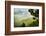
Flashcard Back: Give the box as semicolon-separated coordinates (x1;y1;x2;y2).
14;15;37;27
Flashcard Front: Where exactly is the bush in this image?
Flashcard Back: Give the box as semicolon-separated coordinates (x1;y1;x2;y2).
22;23;25;27
30;20;39;27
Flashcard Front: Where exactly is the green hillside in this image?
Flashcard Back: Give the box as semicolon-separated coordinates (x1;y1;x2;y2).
14;16;39;27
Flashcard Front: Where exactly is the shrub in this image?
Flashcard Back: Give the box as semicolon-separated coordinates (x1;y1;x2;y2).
30;20;39;27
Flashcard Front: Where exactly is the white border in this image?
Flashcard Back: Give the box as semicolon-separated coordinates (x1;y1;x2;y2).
11;5;42;31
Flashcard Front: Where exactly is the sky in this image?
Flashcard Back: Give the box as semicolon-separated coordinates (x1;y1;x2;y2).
14;8;29;15
14;8;34;20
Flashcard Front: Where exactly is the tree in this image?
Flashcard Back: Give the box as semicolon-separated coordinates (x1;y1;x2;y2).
28;9;34;15
22;23;25;27
28;9;39;17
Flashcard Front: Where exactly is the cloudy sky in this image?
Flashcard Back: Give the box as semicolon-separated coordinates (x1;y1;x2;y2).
14;8;34;20
14;8;29;15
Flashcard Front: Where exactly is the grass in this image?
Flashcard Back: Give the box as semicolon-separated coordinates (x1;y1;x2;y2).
14;15;39;27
